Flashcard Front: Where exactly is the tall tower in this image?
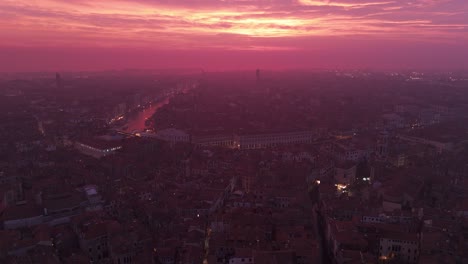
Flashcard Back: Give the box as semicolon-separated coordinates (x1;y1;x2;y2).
377;131;389;158
55;73;63;89
256;69;260;83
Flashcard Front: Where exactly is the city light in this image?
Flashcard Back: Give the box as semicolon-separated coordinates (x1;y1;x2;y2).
335;184;347;190
335;184;348;194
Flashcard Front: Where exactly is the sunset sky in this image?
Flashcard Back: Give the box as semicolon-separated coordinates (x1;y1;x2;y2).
1;0;467;71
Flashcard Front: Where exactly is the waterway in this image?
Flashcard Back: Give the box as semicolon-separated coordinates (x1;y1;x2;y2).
122;97;171;132
120;85;193;133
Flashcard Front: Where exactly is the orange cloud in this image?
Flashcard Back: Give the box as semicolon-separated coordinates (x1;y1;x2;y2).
0;0;466;54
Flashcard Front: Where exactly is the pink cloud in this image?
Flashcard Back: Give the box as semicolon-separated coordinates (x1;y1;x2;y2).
0;0;467;70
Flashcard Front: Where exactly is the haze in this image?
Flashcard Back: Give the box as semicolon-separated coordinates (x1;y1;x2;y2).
1;0;468;71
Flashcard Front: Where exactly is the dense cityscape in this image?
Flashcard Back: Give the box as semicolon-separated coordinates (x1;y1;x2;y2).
0;70;467;263
1;0;468;262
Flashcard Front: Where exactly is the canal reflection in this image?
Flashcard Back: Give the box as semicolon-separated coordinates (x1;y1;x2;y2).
122;97;171;132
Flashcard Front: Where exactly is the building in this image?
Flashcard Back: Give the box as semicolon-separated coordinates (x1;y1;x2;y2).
389;153;406;168
379;234;420;263
382;113;404;130
56;73;63;89
192;134;237;148
72;216;121;263
239;131;315;149
229;256;254;264
2;204;43;229
75;140;123;158
334;162;357;185
397;135;453;153
155;128;190;143
43;192;85;218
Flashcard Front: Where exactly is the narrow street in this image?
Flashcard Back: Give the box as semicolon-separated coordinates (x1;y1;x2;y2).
315;207;332;264
310;189;332;264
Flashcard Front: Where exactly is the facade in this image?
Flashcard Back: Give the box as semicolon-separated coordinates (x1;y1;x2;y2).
238;131;315;149
362;214;414;225
323;140;372;162
156;128;190;143
0;181;24;207
192;134;237;148
379;235;420;263
170;130;318;149
74;221;111;263
397;135;453;153
334;163;357;185
390;153;406;167
75;141;122;158
229;257;254;264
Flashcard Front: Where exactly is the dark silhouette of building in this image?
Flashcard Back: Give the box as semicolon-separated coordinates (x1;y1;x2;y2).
256;69;260;82
56;73;63;89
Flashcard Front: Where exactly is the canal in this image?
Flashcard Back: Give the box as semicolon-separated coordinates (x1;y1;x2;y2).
119;84;194;133
121;97;171;132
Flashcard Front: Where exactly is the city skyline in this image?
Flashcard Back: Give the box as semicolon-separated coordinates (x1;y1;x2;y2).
1;0;467;71
1;1;468;263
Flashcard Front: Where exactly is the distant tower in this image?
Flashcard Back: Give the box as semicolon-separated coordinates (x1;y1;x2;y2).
377;131;389;158
200;68;206;80
55;73;63;89
242;173;253;194
242;163;256;194
256;69;260;82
